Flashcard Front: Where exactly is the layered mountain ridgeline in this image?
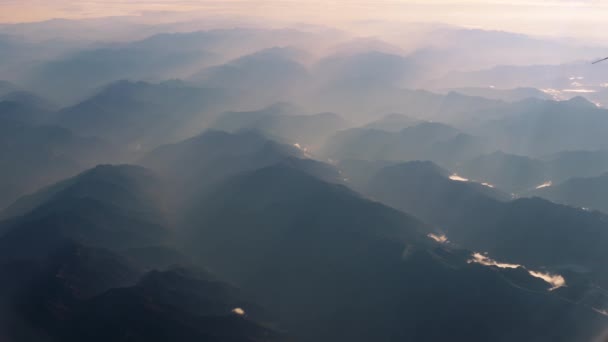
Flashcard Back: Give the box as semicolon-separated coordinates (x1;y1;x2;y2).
191;47;310;107
302;75;504;124
52;80;231;151
0;86;56;124
456;150;608;194
21;38;217;105
0;119;119;210
456;151;547;193
19;28;343;105
361;113;421;132
432;62;608;105
0;243;283;342
139;130;344;202
469;97;608;156
364;161;608;289
0;129;606;341
176;164;607;342
532;172;608;214
322;122;490;168
210;105;348;150
0;165;170;260
0;162;285;341
320;96;608;167
441;87;552;102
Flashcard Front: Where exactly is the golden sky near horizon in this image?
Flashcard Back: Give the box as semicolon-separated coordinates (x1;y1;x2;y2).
1;0;608;40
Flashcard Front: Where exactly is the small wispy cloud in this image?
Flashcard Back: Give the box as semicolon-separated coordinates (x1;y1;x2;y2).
232;307;246;316
449;173;469;182
528;270;566;291
468;252;567;291
535;181;552;189
428;233;449;243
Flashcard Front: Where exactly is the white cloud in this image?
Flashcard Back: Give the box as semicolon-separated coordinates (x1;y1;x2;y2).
535;181;553;189
528;270;566;291
449;174;469;182
232;307;246;316
468;252;567;291
428;233;449;243
469;252;521;269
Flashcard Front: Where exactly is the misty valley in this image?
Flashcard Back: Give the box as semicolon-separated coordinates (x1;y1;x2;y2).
1;10;608;342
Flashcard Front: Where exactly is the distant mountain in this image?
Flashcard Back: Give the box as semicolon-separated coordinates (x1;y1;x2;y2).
0;165;169;260
0;80;18;96
177;164;607;342
468;97;608;156
362;113;421;132
0;119;118;210
366;161;608;288
533;172;608;214
456;151;548;193
23;38;218;104
366;160;511;206
545;150;608;182
445;87;551;102
336;159;399;192
140;130;304;196
191;47;309;106
323;122;489;167
0;34;82;82
0;84;55;124
313;51;419;88
141;130;347;206
211;105;348;149
410;28;606;77
433;62;606;94
19;27;340;104
0;100;50;125
0;90;55;110
53;80;229;150
457;150;608;194
327;37;406;57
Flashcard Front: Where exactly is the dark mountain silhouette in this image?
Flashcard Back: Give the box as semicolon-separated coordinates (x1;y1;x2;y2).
0;165;169;260
140;130;305;198
0;243;140;341
177;164;607;342
0;243;283;342
0;119;118;210
366;161;608;288
0;82;55;123
54;80;229;150
533;172;608;214
0;100;50;125
1;89;56;110
3;21;608;342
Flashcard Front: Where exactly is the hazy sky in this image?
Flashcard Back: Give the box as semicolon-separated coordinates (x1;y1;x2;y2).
1;0;608;41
